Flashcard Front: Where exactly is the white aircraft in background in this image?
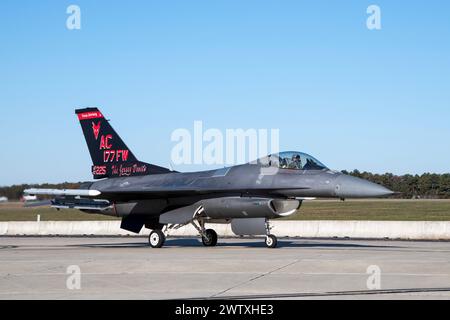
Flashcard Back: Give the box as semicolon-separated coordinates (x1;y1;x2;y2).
21;195;37;202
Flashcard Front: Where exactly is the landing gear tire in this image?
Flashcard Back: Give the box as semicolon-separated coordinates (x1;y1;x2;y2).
202;229;218;247
265;235;278;249
149;230;165;248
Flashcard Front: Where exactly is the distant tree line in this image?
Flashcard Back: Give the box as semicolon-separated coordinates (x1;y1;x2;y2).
1;172;450;200
343;170;450;199
0;182;82;200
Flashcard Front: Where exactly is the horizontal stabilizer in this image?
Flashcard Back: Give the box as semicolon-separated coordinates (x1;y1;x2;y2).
23;200;52;208
51;198;111;211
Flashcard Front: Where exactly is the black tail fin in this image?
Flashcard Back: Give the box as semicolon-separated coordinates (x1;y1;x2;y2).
76;107;172;179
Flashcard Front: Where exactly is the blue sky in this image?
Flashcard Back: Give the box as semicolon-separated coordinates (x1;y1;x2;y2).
0;1;449;185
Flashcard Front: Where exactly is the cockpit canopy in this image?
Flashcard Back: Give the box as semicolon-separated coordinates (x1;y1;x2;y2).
258;151;329;171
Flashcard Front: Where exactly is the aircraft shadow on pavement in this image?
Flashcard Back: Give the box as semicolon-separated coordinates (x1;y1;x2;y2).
217;240;397;249
71;238;398;249
0;245;19;250
71;242;150;249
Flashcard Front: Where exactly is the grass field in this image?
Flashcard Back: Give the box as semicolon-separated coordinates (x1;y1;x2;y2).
285;199;450;221
0;202;119;221
2;200;450;221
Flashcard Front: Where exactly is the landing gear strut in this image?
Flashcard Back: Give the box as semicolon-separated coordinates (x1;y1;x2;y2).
265;219;278;248
149;229;165;248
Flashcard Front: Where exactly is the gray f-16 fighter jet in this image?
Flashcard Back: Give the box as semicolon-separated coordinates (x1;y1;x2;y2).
25;108;393;248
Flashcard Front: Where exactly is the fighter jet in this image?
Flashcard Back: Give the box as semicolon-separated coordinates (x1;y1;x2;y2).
25;108;394;248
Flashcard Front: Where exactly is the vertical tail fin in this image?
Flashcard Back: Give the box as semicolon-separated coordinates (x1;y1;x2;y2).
76;107;171;179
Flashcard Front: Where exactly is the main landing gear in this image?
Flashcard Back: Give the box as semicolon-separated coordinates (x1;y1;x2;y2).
201;229;218;247
149;229;165;248
148;218;219;249
191;220;218;247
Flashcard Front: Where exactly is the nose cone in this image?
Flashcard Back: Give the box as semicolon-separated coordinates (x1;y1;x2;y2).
335;175;394;198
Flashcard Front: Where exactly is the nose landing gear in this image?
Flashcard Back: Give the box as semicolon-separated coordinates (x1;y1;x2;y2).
265;234;278;248
265;219;278;248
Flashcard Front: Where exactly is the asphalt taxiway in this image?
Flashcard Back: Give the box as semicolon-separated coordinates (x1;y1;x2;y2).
1;237;450;300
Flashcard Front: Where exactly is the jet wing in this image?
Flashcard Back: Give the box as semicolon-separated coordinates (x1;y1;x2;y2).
24;187;311;202
93;186;311;200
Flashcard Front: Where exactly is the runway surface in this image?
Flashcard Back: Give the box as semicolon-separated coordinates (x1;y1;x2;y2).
1;237;450;300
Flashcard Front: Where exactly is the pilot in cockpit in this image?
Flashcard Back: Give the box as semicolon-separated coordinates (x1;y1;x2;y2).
289;154;302;170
